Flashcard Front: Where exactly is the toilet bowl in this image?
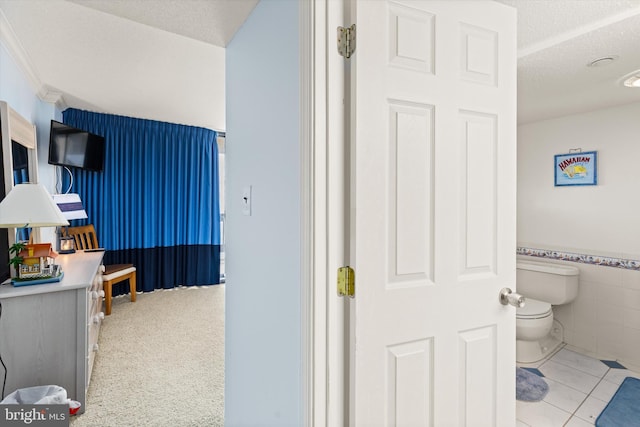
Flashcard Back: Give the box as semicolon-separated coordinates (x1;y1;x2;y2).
516;298;554;363
515;260;579;363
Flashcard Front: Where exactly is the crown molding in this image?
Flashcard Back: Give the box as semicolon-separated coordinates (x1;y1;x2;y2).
0;9;65;110
38;86;68;111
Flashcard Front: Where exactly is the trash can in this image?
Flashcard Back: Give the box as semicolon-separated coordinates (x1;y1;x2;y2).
1;385;81;415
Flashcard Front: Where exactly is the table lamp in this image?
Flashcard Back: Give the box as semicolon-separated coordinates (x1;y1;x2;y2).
0;183;69;278
52;193;88;253
0;183;69;228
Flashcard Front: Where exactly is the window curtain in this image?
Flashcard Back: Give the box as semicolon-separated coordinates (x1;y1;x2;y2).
62;109;221;294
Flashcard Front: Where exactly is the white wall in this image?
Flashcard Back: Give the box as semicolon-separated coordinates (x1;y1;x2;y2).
225;0;301;425
518;102;640;254
518;102;640;369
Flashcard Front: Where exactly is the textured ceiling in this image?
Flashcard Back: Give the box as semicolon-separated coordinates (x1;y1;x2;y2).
518;12;640;123
496;0;640;123
497;0;640;52
66;0;259;47
0;0;258;131
1;0;640;128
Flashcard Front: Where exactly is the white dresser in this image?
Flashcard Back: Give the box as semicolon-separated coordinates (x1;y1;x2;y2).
0;251;105;414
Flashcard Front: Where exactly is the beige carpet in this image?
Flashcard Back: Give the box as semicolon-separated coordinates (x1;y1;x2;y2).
71;285;225;427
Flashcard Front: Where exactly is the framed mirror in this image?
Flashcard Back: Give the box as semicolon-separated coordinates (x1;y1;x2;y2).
0;101;40;250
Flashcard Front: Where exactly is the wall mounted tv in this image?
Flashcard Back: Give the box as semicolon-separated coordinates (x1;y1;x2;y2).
48;120;105;172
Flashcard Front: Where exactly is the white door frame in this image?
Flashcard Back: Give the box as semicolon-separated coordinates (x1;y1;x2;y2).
299;0;318;424
300;0;347;425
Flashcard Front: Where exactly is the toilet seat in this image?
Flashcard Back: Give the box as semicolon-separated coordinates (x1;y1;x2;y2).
516;298;552;319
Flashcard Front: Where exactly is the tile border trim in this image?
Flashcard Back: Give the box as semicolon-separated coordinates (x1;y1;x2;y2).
517;247;640;271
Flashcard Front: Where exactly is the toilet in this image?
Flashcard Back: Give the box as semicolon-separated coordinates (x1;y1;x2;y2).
516;260;579;363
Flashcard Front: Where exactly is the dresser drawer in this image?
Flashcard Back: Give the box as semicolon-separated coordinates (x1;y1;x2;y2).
86;264;105;388
87;342;99;385
88;311;104;347
87;265;104;324
86;310;103;386
89;266;104;293
88;289;104;319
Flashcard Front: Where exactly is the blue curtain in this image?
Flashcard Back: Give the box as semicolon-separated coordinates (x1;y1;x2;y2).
62;109;221;294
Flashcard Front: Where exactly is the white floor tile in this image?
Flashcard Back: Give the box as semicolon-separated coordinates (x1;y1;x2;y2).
550;348;609;377
516;348;636;427
517;344;566;370
602;368;640;385
517;360;543;369
542;377;587;413
590;379;620;402
539;360;601;394
565;415;594;426
516;400;572;427
574;396;607;424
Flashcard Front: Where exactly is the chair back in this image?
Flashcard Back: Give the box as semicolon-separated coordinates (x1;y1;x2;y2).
66;224;100;250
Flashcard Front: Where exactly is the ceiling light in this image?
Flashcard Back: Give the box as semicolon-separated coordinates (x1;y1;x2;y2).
587;56;618;67
623;73;640;88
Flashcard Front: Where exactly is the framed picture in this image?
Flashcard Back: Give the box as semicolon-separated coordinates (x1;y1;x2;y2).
554;151;597;186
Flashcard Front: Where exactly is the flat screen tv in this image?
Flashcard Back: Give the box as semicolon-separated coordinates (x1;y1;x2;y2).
48;120;105;172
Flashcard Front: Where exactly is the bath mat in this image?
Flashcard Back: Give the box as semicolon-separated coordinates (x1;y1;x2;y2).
596;377;640;427
516;367;549;402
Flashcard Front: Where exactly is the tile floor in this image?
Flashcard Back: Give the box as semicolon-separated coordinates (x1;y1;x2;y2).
516;345;640;426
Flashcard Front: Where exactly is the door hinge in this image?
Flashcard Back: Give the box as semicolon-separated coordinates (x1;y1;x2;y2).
337;24;356;59
337;266;355;298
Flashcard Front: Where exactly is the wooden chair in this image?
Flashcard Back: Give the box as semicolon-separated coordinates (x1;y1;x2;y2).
65;224;136;315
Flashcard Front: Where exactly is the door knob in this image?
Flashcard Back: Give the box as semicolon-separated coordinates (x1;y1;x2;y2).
499;288;525;308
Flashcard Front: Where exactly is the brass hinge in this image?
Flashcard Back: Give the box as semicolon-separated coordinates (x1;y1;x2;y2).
337;266;355;298
337;24;356;59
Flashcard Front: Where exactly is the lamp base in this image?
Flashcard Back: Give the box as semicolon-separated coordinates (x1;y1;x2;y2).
59;236;76;254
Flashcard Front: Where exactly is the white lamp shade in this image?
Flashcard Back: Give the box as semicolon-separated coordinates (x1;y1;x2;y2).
52;193;88;220
0;183;70;227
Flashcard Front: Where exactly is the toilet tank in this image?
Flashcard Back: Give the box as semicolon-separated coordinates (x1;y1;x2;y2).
516;260;579;305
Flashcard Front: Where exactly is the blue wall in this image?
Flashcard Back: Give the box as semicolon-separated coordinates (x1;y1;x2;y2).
0;42;60;242
0;43;61;160
225;0;301;425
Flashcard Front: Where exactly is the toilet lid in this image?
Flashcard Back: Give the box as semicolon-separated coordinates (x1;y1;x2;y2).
516;298;552;319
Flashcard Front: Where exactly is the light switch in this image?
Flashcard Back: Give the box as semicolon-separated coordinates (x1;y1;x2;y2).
242;186;252;216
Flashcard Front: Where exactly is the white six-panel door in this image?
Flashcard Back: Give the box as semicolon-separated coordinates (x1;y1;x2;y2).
349;1;517;425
